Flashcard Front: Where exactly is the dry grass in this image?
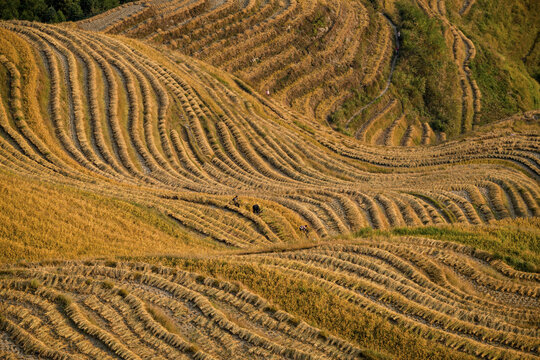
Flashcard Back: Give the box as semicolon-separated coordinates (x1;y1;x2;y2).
0;12;538;360
171;231;539;359
74;0;491;146
0;260;370;359
0;20;536;252
0;167;220;263
79;0;395;130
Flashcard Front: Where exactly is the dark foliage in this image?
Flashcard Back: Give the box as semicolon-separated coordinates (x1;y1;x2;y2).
0;0;134;23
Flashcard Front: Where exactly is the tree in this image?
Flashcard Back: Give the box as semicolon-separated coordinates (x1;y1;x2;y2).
103;0;120;11
0;0;19;20
0;0;134;22
20;9;36;21
63;0;84;20
45;6;58;22
80;0;98;16
32;0;48;20
56;9;66;22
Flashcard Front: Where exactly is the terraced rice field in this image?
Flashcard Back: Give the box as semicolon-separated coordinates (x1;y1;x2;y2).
1;234;538;359
0;260;366;359
78;0;398;135
76;0;490;145
0;21;538;247
416;0;482;132
0;1;539;358
0;20;538;245
233;237;540;359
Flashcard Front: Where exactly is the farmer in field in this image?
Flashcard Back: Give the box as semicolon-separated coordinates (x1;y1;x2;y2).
253;204;262;214
299;225;309;237
231;195;240;207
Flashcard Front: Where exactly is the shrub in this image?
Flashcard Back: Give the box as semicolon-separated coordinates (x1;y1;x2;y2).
56;294;73;307
101;280;114;289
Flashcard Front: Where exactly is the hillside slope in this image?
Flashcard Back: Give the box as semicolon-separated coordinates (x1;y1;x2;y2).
444;0;540;122
0;21;538;252
0;4;539;359
1;228;539;359
78;0;411;141
76;0;539;144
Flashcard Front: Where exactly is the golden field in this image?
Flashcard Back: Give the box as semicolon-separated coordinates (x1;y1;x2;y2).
0;0;538;358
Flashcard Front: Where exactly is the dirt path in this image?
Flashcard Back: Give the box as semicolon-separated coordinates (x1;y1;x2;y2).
345;14;399;128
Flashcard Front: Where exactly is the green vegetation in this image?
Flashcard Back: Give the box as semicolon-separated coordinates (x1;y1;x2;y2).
452;0;540;124
308;8;329;36
394;224;540;273
146;303;181;334
393;1;461;135
351;218;540;273
0;0;135;23
327;88;379;128
328;0;539;138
